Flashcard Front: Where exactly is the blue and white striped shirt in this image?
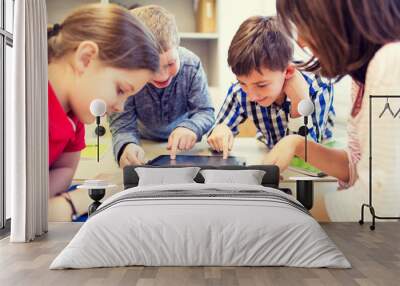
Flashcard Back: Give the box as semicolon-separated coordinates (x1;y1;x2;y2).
215;71;335;149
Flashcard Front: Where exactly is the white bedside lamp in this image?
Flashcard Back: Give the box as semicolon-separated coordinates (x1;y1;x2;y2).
89;99;107;162
298;98;315;162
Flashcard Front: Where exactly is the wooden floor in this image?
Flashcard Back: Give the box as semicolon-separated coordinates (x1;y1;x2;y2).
0;222;399;286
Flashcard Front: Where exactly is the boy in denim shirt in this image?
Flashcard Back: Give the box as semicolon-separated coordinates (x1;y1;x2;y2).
109;5;215;168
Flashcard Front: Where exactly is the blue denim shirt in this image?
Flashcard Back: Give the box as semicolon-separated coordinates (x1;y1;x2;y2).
108;47;215;161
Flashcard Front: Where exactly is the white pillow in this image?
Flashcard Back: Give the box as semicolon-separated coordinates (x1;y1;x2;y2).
136;167;200;186
200;169;266;185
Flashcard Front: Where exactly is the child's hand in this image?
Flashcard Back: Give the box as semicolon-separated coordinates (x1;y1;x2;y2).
263;135;303;172
167;127;197;159
207;124;234;159
119;143;145;169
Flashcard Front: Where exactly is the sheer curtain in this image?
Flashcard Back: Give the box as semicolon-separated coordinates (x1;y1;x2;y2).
8;0;48;242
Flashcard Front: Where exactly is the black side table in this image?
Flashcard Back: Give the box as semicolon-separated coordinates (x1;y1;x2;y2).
296;180;314;210
88;188;106;215
77;182;116;216
288;176;325;210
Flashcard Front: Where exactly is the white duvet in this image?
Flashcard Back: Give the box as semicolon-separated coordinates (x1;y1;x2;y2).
50;183;350;269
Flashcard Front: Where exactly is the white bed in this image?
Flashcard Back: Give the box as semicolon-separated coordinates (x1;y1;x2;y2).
50;182;350;269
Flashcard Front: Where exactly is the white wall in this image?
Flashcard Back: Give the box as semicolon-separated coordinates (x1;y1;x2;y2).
46;0;99;23
217;0;272;91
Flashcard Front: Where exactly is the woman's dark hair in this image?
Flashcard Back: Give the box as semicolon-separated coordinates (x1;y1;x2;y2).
276;0;400;83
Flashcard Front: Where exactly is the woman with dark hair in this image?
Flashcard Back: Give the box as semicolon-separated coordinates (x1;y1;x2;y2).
265;0;400;221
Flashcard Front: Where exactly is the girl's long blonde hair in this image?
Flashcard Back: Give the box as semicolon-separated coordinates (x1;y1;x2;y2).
48;4;160;72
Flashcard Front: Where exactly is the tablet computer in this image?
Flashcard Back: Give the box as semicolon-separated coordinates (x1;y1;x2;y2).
148;155;246;166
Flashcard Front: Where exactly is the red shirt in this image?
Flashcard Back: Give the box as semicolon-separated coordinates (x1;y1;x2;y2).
48;82;86;167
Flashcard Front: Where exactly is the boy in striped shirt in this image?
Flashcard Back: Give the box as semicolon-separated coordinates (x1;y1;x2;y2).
208;16;335;158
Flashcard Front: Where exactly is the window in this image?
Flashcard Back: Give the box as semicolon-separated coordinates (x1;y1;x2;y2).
5;0;13;33
0;0;14;235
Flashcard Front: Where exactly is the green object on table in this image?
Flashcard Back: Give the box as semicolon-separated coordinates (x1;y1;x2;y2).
81;143;108;159
290;156;322;173
289;139;346;176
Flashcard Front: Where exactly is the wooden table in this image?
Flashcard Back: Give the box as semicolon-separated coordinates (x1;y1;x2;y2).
76;137;336;180
73;137;338;219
